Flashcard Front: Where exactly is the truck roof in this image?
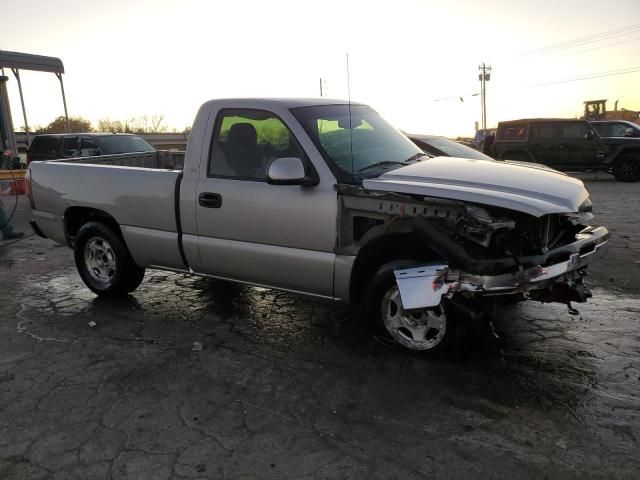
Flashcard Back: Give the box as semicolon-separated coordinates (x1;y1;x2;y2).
202;97;364;109
498;118;586;125
32;132;141;137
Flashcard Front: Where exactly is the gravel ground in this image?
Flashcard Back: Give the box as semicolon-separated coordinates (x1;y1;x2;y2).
0;173;639;480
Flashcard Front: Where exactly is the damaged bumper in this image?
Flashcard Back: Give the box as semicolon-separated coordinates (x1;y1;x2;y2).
394;225;609;309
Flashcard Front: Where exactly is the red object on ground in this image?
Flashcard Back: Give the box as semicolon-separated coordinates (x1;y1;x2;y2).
9;179;25;195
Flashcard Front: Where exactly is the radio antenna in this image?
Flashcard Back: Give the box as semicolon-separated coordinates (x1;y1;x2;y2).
346;53;354;176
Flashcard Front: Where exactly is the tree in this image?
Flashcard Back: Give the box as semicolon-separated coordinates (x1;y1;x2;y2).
148;114;167;133
96;115;168;134
98;118;125;133
37;116;93;133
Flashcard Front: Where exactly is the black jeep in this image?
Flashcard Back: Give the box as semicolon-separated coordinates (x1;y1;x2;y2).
493;118;640;182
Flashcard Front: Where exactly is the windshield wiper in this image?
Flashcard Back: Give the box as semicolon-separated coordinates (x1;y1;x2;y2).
356;153;427;174
357;160;410;173
404;152;429;163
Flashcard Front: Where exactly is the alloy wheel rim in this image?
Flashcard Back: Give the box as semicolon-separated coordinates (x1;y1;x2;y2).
381;286;447;350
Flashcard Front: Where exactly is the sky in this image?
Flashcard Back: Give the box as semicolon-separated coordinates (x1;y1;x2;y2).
1;0;639;137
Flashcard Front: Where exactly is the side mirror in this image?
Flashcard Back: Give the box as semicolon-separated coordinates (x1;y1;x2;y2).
585;130;594;140
267;157;318;186
625;127;635;137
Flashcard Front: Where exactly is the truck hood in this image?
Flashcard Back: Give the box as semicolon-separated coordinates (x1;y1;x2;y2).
362;157;589;217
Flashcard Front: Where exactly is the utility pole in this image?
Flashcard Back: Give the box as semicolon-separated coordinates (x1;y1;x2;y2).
478;63;491;131
319;78;328;97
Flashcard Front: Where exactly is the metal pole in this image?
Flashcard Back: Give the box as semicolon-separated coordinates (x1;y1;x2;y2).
56;72;70;132
0;73;18;155
478;63;491;131
479;63;484;131
320;77;323;97
482;66;487;131
11;68;30;146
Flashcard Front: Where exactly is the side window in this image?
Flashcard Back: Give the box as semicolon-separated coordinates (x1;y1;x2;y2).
562;123;588;139
208;109;305;180
498;124;528;141
80;139;99;157
30;136;58;154
610;124;628;137
592;124;609;137
530;124;555;140
62;137;79;157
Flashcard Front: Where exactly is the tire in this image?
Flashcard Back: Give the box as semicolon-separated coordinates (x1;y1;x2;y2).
74;221;145;296
612;154;640;182
365;261;463;353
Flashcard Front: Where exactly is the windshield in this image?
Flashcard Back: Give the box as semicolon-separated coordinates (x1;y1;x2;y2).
291;104;424;182
98;135;156;154
422;136;493;160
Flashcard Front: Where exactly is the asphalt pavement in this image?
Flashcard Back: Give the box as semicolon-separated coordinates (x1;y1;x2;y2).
0;173;639;479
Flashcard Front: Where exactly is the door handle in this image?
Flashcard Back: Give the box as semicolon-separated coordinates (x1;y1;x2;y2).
199;192;222;208
558;144;566;150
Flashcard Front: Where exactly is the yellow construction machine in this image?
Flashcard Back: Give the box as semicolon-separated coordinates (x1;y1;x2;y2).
583;99;640;125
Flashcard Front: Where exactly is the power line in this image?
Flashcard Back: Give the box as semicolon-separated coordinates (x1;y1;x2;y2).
525;66;640;88
432;66;640;102
522;23;640;57
431;24;640;104
555;34;640;58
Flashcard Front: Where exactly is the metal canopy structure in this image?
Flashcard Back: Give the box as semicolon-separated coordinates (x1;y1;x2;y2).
0;50;65;74
0;50;69;157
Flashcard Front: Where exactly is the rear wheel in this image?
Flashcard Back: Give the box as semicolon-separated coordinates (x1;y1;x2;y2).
613;154;640;182
74;222;145;296
366;261;461;353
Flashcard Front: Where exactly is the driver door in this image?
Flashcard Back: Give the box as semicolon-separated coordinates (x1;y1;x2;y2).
193;108;337;297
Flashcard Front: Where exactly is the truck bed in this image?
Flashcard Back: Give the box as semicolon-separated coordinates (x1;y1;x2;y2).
29;152;186;269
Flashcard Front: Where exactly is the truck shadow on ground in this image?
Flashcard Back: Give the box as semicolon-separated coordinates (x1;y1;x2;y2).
77;274;600;417
22;269;632;423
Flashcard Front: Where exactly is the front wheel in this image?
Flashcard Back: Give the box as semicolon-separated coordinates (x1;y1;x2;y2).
613;155;640;182
366;261;460;353
74;222;145;296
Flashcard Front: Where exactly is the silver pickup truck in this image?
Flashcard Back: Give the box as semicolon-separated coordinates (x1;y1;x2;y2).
26;98;608;352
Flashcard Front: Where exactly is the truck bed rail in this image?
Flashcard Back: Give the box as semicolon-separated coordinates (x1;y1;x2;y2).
46;150;184;170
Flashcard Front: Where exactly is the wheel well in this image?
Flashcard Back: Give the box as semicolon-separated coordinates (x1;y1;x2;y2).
64;207;123;247
349;233;436;304
613;149;640;163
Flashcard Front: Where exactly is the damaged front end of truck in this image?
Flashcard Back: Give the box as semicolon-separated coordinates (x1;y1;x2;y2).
337;160;608;351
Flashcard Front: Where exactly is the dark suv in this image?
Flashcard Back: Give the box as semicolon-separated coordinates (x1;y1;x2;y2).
27;133;156;165
493;118;640;182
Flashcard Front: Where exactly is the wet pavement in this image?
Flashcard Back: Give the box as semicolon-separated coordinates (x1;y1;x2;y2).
1;174;639;479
